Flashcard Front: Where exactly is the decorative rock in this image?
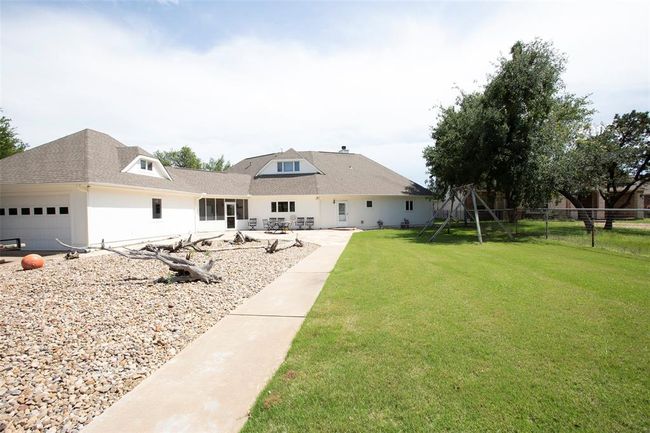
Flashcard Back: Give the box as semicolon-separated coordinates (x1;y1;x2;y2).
0;241;317;432
21;254;45;270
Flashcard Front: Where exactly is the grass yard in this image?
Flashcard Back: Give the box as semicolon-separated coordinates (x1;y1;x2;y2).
242;229;650;433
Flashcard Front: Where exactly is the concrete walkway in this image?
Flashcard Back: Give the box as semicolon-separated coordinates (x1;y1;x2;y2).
83;229;354;433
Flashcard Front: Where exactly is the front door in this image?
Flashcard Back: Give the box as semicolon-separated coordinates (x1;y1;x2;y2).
226;202;236;229
337;201;347;226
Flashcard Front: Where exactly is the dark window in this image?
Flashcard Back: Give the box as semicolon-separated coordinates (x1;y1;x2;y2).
206;198;216;220
46;207;56;215
405;200;413;211
199;198;207;221
34;207;43;215
152;199;162;219
236;199;248;219
367;200;373;208
277;162;283;172
271;202;277;213
21;208;30;215
147;162;153;171
278;201;289;212
0;209;4;216
9;208;17;215
289;201;295;212
216;199;225;220
59;207;69;215
294;161;300;171
140;160;147;169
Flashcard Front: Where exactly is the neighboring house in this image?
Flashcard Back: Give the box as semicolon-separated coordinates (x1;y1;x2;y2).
0;129;433;250
551;188;647;219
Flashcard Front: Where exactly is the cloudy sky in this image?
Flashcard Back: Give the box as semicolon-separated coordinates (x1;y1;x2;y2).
1;1;648;184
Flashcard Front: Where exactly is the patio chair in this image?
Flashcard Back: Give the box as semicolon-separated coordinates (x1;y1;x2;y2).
306;217;314;230
248;218;257;230
262;219;270;231
400;218;410;229
296;217;305;230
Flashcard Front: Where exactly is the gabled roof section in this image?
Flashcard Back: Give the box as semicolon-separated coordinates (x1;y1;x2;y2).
0;129;102;184
116;146;154;169
228;150;430;196
0;129;252;195
230;148;323;179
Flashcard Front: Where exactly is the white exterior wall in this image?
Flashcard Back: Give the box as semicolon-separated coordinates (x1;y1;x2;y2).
248;195;321;228
0;184;88;250
247;195;432;229
319;196;433;229
86;186;197;246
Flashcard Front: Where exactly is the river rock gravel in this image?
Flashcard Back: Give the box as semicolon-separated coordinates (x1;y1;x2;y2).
0;241;317;433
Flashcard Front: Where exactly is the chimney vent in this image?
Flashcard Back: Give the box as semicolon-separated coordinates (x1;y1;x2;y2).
339;145;349;153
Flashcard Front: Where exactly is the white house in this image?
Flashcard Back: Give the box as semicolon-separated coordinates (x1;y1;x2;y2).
0;129;434;250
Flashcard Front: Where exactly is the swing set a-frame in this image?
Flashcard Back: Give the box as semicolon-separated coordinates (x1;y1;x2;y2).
418;184;513;243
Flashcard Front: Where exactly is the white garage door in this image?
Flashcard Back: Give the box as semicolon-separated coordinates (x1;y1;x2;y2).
0;195;71;250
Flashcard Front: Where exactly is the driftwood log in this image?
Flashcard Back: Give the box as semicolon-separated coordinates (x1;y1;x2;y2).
229;230;259;245
141;234;224;253
64;251;80;260
265;238;303;254
56;239;92;254
101;242;221;284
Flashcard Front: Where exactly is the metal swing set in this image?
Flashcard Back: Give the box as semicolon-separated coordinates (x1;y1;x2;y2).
418;184;513;243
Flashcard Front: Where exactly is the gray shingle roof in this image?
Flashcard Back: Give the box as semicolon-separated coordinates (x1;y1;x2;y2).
228;149;431;196
0;130;430;197
0;129;251;195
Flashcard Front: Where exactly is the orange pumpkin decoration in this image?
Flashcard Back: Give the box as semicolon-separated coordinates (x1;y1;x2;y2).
21;254;45;270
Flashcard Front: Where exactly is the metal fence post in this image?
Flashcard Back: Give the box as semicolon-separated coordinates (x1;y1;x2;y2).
591;223;595;248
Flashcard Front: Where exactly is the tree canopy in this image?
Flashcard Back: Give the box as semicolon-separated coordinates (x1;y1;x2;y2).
0;111;28;159
154;146;231;172
424;40;592;208
587;111;650;227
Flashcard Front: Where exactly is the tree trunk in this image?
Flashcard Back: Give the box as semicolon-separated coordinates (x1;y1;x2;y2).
558;191;593;231
603;209;614;230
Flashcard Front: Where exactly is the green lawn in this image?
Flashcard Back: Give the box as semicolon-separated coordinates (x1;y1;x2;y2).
242;229;650;433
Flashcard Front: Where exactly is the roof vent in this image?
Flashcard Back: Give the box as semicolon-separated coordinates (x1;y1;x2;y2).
339;145;349;153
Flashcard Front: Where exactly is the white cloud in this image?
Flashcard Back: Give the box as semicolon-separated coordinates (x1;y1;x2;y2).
1;3;648;185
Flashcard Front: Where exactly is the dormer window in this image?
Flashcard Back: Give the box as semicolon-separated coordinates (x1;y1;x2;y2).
277;161;300;173
140;160;153;171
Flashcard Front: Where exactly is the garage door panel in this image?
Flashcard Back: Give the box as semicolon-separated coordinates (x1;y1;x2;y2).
0;195;71;250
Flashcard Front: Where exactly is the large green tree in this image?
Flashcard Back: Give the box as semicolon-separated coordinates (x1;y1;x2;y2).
425;40;592;211
154;146;230;172
589;111;649;229
0;111;28;159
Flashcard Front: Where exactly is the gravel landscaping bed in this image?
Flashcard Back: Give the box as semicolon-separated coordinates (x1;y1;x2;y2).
0;241;317;433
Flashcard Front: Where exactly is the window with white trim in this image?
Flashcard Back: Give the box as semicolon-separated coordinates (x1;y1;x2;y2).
276;161;301;173
405;200;414;211
140;159;153;171
199;198;226;221
271;201;295;213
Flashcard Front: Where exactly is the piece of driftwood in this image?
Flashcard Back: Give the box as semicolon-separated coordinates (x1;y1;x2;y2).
100;242;220;284
264;237;303;254
64;251;80;260
230;231;260;245
141;234;224;253
265;239;279;254
56;239;91;254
